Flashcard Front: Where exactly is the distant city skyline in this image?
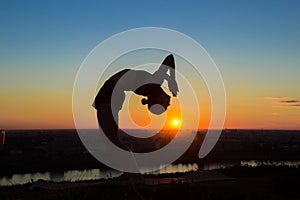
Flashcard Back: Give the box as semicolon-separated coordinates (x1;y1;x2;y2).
0;0;299;130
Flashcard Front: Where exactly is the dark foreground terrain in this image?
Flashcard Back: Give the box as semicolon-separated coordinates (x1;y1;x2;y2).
0;129;300;175
0;166;299;200
0;129;300;199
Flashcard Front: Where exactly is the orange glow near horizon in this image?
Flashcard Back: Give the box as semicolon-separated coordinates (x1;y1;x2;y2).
1;59;299;131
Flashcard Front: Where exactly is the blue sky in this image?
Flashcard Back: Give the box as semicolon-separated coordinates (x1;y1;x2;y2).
0;0;300;129
1;0;299;65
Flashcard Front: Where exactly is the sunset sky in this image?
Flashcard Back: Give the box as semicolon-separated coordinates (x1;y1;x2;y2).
0;0;299;130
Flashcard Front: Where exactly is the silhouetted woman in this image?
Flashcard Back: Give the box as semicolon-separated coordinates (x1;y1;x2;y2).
93;54;178;149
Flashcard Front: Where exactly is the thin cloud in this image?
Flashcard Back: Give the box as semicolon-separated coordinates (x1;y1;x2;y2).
288;104;300;107
279;100;300;104
265;96;300;108
264;96;289;100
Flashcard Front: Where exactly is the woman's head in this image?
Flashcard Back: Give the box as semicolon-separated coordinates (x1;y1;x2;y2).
141;84;171;115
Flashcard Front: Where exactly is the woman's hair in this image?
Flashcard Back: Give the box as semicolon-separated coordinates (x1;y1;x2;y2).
140;84;171;115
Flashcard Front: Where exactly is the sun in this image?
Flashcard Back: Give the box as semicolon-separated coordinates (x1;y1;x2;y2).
173;119;179;126
171;119;180;128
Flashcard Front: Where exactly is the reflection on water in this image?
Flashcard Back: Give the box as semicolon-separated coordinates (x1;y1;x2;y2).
203;163;235;170
1;172;51;187
204;160;300;170
0;163;198;186
144;163;199;175
50;169;121;182
0;169;122;187
1;161;299;186
241;160;300;168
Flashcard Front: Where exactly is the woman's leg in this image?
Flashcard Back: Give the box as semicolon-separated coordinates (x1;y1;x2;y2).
97;105;128;150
